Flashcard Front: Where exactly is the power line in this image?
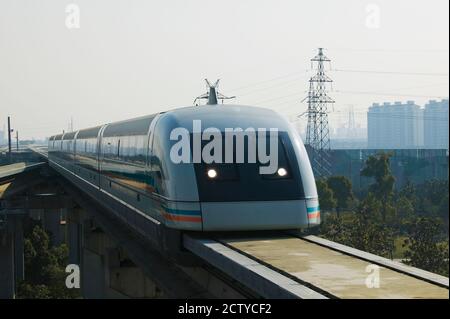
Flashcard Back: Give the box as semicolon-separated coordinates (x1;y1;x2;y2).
252;91;305;105
327;47;449;54
225;70;310;93
334;90;448;99
331;69;449;77
249;89;448;106
232;77;305;98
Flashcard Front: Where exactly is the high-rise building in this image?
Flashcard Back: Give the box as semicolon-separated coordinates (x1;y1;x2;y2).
367;101;424;149
424;99;449;149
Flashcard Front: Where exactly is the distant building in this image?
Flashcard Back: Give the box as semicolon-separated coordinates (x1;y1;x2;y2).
367;101;424;149
0;129;4;145
424;99;449;149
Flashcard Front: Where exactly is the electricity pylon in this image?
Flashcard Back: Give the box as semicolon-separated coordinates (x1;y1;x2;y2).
304;48;335;177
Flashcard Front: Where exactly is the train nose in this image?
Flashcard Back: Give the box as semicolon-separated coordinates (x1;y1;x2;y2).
200;200;310;231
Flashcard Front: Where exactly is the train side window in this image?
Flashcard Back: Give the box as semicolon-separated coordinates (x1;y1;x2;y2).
136;135;146;164
129;136;136;159
121;137;128;160
130;136;137;160
104;138;112;158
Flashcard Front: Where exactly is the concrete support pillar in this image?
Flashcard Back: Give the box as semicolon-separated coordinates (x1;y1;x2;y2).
82;248;106;299
43;209;62;246
106;248;162;298
13;217;24;283
109;264;161;298
77;218;162;299
67;208;82;265
0;231;15;299
81;219;106;299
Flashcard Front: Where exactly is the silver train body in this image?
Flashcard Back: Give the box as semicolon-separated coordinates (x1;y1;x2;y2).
48;105;320;232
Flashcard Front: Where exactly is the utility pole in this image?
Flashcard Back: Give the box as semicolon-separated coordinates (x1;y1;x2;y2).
7;116;12;154
303;48;335;177
68;117;74;132
16;131;19;151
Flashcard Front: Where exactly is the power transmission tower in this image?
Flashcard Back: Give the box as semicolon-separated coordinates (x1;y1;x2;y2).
304;48;335;177
347;105;356;138
305;80;316;147
194;79;235;106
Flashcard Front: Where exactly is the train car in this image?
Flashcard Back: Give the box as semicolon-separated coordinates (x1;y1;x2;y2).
48;105;319;237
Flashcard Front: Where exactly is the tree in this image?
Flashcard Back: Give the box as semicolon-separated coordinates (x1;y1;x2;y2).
320;214;350;244
403;217;449;276
414;180;449;223
361;152;395;221
320;194;395;259
438;193;449;228
316;179;336;213
394;196;415;228
419;180;448;205
17;225;79;299
399;180;415;201
327;176;354;217
350;216;395;259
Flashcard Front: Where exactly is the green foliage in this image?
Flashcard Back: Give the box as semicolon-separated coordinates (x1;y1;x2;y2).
17;284;51;299
403;217;449;277
327;176;354;217
361;152;396;221
438;193;449;224
316;179;336;212
321;215;395;258
17;225;80;299
419;180;448;206
414;180;449;222
320;214;349;243
398;180;416;201
321;194;394;258
393;196;415;226
351;196;394;258
319;154;449;276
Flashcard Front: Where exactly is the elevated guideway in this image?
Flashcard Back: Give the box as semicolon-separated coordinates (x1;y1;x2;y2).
184;234;449;299
28;145;449;299
0;162;46;183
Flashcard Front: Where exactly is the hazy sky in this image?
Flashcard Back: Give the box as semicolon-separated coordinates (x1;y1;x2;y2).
0;0;448;139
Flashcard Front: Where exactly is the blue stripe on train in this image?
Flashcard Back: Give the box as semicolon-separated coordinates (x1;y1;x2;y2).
162;206;202;216
307;206;320;213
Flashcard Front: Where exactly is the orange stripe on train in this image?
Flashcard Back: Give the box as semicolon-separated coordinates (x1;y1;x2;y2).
308;211;320;219
162;212;202;223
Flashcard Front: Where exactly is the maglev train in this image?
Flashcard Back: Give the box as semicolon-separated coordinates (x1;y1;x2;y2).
48;105;320;232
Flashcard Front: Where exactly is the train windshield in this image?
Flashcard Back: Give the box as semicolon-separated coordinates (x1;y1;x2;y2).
191;131;304;202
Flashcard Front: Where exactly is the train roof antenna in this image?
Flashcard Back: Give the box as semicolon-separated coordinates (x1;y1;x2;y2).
193;79;235;106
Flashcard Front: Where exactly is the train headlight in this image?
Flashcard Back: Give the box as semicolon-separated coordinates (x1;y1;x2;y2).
277;167;287;177
207;169;217;179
